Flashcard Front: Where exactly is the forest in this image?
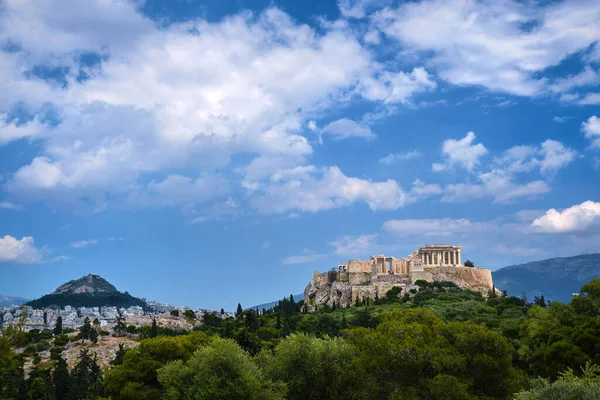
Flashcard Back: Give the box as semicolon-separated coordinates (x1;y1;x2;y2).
1;279;600;400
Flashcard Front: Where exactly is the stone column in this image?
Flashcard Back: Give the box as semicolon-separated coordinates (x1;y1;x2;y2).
457;250;461;266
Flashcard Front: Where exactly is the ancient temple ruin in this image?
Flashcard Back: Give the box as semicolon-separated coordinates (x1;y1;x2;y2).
304;244;494;311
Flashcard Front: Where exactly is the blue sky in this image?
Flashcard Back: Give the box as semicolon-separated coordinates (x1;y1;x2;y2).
1;0;600;310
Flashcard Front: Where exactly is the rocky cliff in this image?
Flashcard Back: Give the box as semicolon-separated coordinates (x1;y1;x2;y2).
304;266;494;311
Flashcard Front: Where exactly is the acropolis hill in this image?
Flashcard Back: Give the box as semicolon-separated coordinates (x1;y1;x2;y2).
304;245;494;311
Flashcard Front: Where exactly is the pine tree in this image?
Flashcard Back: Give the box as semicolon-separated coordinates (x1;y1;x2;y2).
290;294;295;305
27;377;47;400
110;344;126;366
341;313;348;329
79;317;91;344
72;349;103;400
151;317;158;338
89;327;99;344
236;303;243;318
53;356;72;400
220;308;225;315
53;316;63;336
114;310;126;337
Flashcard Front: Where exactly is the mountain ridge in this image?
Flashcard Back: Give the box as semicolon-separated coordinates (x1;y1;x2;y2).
492;253;600;302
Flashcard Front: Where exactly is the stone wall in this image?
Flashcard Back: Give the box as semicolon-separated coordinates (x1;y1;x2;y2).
347;260;372;273
427;266;494;291
349;272;372;285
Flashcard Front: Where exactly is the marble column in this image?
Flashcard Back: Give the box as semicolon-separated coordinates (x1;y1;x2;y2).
457;250;461;266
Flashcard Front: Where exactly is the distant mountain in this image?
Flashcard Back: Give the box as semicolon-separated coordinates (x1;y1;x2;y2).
249;293;303;311
0;295;29;307
27;274;147;310
492;254;600;302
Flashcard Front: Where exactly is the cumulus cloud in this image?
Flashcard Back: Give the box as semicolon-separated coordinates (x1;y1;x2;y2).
330;234;378;256
283;249;327;265
0;235;43;264
437;137;575;203
379;150;421;165
432;132;487;172
372;0;600;97
0;2;437;212
321;118;375;140
359;67;437;104
70;239;99;249
250;165;407;214
383;218;492;236
582;116;600;148
532;201;600;233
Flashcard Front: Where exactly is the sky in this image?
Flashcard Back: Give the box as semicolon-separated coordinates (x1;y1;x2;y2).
0;0;599;311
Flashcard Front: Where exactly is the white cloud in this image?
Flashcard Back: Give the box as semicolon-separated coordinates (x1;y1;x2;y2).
321;118;375;140
330;234;378;256
372;0;600;97
70;239;99;249
532;201;600;233
262;241;271;249
379;150;421;165
107;237;125;241
359;67;437;104
582;116;600;148
250;165;407;214
283;249;327;265
433;131;487;172
51;255;69;263
0;201;20;210
548;66;600;93
1;4;436;211
578;93;600;105
0;235;43;264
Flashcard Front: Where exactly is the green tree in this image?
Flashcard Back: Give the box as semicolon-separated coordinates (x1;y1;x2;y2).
28;377;48;400
54;355;72;400
79;317;92;343
572;279;600;317
386;286;402;300
158;338;285;400
104;332;210;400
259;333;369;400
183;309;196;320
151;317;158;338
53;316;64;336
464;260;475;268
72;349;103;400
170;309;179;317
514;362;600;400
236;303;243;318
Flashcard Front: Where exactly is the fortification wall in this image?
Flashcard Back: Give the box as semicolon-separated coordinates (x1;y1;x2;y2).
348;272;372;285
427;266;494;291
347;260;372;273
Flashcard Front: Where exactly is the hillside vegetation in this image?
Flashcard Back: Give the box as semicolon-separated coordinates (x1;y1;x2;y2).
2;279;600;399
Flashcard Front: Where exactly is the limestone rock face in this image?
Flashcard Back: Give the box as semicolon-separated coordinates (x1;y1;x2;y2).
304;266;495;311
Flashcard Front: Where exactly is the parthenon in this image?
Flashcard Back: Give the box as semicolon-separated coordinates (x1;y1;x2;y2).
306;243;495;311
409;244;462;267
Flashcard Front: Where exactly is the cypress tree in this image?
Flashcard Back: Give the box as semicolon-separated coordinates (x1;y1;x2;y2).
151;317;158;338
53;316;63;336
236;303;243;318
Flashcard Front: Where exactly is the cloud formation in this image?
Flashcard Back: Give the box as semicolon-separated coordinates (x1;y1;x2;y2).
0;235;43;264
532;201;600;233
432;132;487;172
321;118;375;140
582;116;600;148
